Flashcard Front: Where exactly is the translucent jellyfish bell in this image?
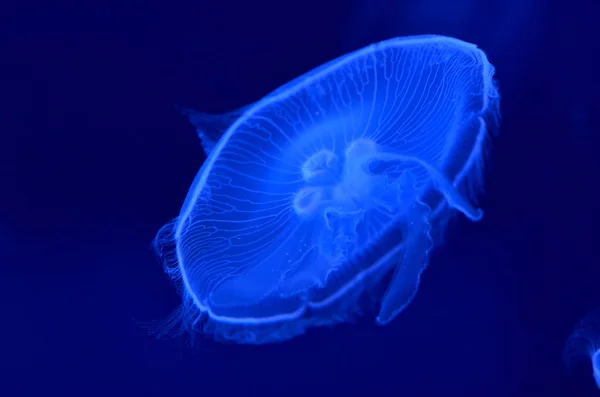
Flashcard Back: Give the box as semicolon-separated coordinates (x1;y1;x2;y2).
154;35;500;344
564;310;600;390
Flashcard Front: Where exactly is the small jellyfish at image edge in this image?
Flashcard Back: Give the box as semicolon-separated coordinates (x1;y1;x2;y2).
564;310;600;390
152;34;500;344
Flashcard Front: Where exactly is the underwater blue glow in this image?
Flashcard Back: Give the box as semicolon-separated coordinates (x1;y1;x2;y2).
564;310;600;390
154;35;499;344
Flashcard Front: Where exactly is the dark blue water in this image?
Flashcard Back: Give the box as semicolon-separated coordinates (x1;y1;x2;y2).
4;0;599;395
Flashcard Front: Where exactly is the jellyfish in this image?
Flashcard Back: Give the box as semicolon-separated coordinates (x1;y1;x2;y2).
153;35;499;344
564;310;600;389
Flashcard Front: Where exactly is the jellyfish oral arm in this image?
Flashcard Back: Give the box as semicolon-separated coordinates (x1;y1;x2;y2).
291;138;482;326
373;146;484;222
376;193;433;325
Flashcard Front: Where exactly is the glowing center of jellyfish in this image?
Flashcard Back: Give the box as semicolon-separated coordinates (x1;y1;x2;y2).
335;139;381;203
292;139;389;216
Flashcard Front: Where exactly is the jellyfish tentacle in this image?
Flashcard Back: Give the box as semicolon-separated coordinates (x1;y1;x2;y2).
594;350;600;389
